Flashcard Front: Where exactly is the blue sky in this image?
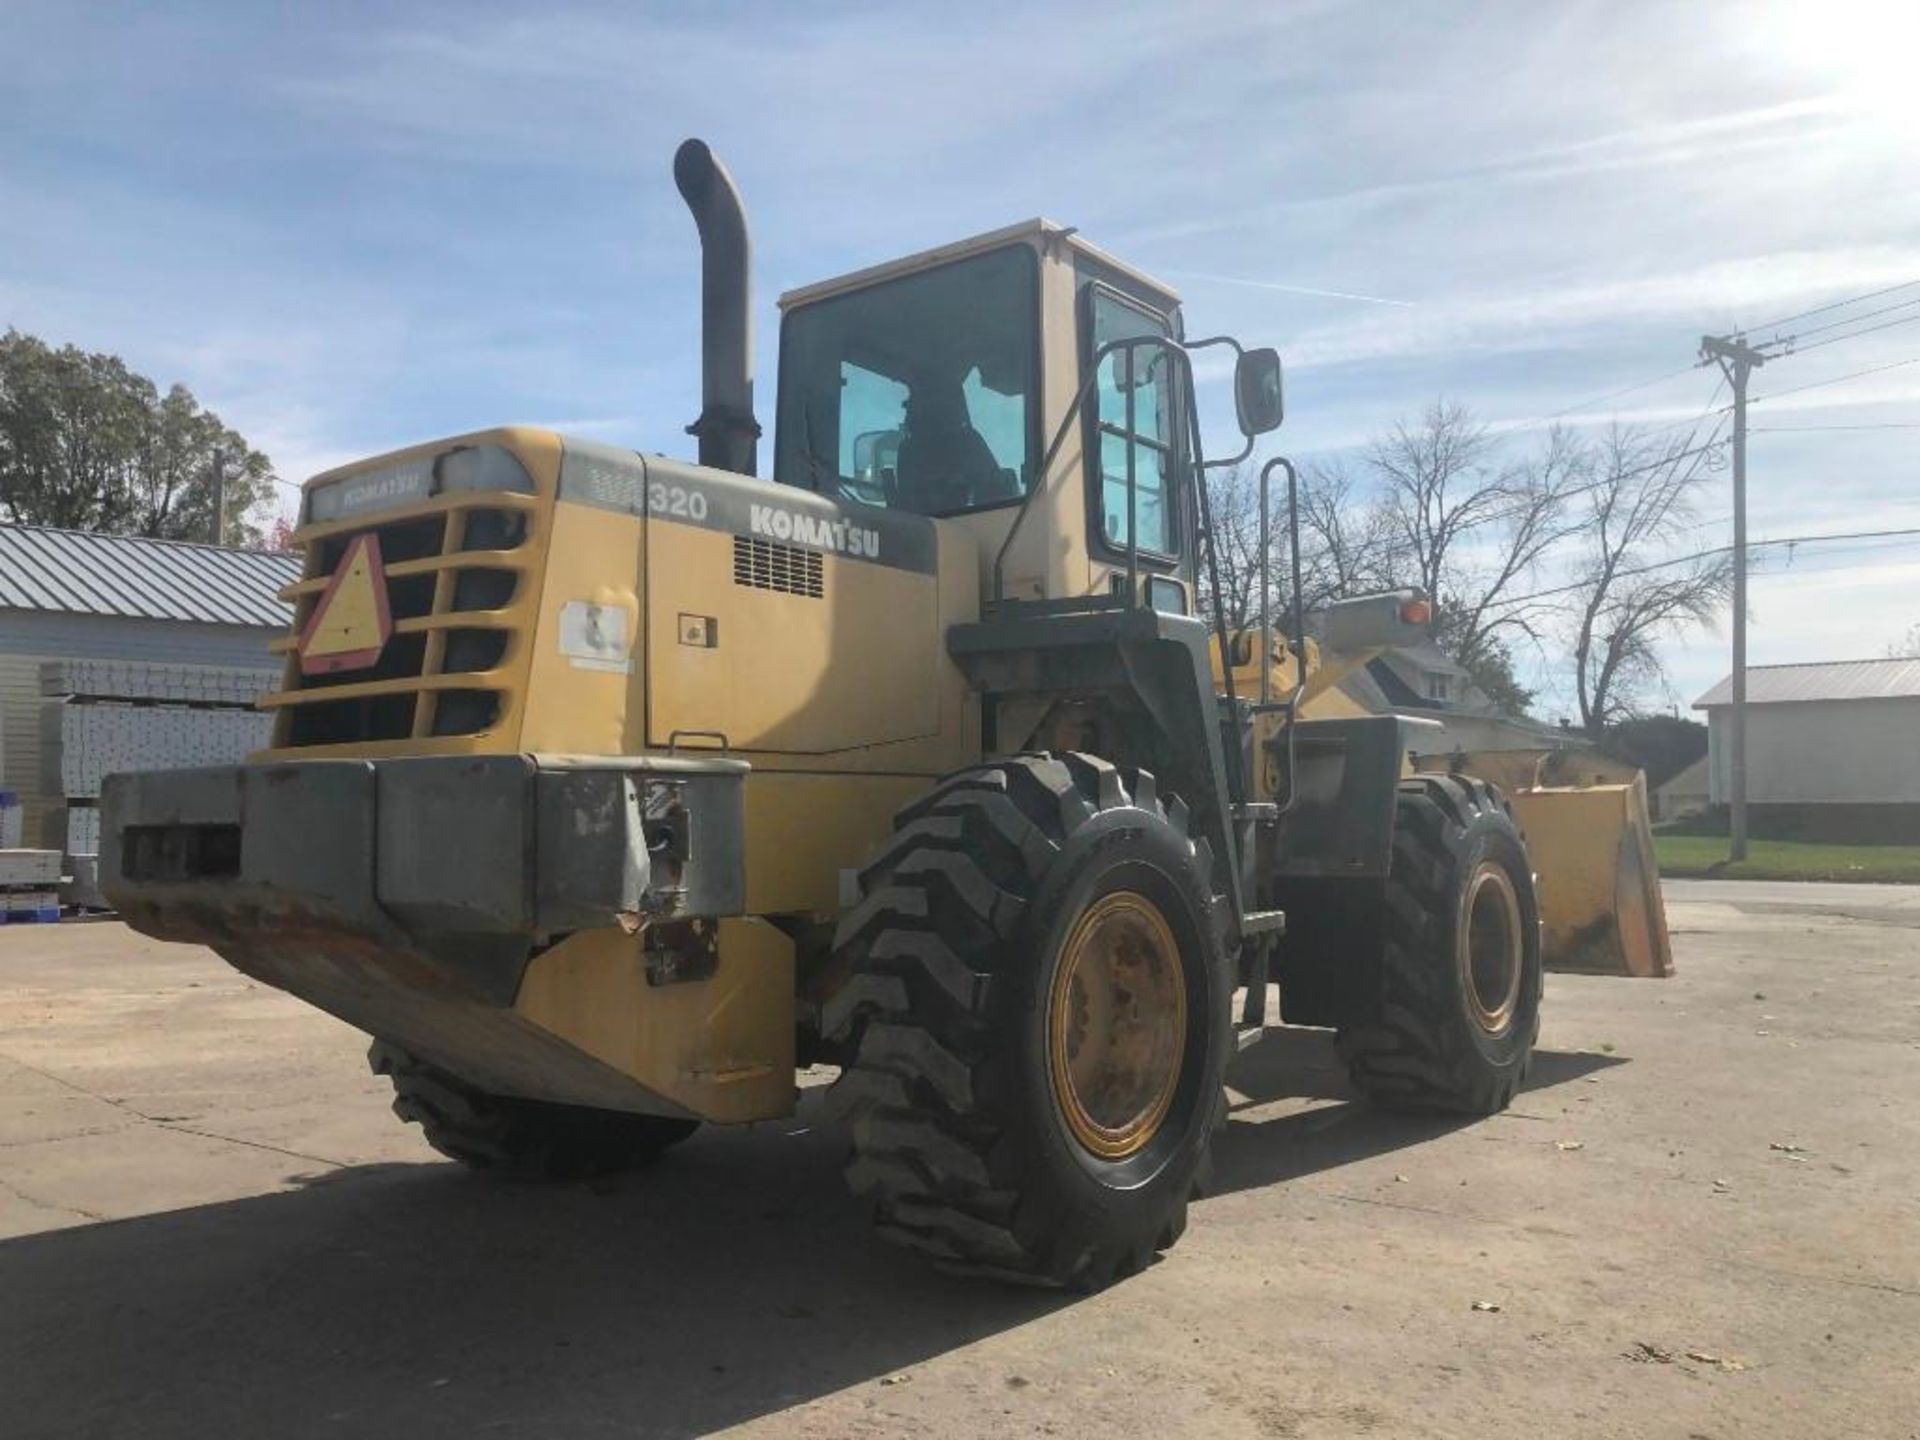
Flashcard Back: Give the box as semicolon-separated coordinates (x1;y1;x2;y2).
6;0;1919;715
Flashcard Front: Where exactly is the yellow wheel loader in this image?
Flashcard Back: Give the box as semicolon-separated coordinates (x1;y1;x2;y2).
101;139;1670;1289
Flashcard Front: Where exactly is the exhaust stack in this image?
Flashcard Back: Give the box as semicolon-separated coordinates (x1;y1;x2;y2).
674;138;759;477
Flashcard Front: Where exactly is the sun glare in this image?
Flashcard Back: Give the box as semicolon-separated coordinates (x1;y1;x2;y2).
1761;0;1920;130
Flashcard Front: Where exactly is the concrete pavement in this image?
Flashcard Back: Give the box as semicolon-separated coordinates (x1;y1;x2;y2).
1;882;1915;1438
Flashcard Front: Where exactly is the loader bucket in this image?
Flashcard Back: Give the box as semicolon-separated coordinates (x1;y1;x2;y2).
1506;776;1674;978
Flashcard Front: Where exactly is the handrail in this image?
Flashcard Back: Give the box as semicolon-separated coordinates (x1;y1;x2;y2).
1259;454;1308;815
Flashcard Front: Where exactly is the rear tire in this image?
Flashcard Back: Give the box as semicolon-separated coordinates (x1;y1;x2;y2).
369;1041;699;1179
826;753;1231;1289
1336;775;1542;1115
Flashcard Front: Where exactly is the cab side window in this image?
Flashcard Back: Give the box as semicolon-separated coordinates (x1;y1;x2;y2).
1090;290;1177;555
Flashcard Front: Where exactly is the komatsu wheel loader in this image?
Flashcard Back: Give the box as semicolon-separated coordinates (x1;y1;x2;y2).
101;139;1671;1290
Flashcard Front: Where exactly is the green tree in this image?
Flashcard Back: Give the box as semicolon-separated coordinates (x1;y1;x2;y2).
0;329;276;544
1601;714;1708;788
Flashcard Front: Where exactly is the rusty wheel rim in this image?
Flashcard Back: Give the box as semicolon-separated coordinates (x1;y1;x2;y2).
1460;863;1523;1034
1047;890;1187;1161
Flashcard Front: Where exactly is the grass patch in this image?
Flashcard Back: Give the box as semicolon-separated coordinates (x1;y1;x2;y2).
1654;834;1920;883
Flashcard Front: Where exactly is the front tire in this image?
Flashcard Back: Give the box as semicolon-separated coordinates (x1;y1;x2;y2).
370;1041;700;1179
1337;775;1542;1114
826;753;1231;1289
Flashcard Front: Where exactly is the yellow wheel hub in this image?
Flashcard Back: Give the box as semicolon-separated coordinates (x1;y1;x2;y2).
1047;890;1187;1160
1460;863;1523;1035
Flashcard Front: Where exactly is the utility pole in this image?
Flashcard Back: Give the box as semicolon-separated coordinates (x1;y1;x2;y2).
1699;333;1768;862
210;449;227;547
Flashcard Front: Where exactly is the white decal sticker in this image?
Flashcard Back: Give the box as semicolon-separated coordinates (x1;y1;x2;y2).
559;600;633;674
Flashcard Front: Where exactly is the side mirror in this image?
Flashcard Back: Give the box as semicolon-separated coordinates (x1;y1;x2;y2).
851;428;901;485
1234;348;1284;436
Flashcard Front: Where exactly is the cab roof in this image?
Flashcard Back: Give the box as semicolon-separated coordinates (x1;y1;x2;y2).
777;218;1181;313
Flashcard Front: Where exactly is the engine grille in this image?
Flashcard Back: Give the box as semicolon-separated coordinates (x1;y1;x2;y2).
733;535;824;598
266;498;535;747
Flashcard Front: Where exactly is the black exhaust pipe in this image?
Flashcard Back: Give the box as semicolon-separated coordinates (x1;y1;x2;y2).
674;138;760;477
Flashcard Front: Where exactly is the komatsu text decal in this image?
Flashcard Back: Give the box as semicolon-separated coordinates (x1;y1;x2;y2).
748;504;881;560
558;436;937;575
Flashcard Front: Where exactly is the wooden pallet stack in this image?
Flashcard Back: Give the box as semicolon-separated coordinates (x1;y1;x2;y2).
0;849;63;924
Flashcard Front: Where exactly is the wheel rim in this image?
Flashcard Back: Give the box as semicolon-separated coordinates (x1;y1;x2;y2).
1047;890;1187;1161
1459;863;1523;1034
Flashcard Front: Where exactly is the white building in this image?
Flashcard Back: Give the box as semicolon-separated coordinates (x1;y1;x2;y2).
1694;658;1920;841
1340;637;1573;756
0;525;297;849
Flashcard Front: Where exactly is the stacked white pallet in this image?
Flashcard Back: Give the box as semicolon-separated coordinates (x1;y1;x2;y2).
0;849;63;923
39;660;278;913
40;660;280;707
51;704;274;800
65;806;101;857
0;850;61;887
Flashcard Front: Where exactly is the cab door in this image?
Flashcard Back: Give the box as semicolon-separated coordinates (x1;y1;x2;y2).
1081;282;1195;615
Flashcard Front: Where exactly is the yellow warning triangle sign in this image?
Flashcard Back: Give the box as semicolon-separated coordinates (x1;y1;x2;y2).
298;533;393;675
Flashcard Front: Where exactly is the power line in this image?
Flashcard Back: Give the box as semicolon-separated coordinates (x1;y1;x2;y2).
1748;277;1920;334
1773;294;1920;343
1280;361;1733;580
1781;311;1920;356
1260;430;1730;592
1625;372;1732;436
1529;363;1707;424
1752;421;1920;432
1752;354;1920;405
1484;525;1920;609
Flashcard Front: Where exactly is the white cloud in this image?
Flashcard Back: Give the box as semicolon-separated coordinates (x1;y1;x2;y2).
10;0;1920;704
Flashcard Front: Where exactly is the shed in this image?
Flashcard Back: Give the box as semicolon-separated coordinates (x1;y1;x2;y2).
0;525;298;847
1693;658;1920;841
1652;754;1711;821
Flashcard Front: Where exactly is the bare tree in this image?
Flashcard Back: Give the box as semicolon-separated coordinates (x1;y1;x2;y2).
1364;401;1585;712
1297;460;1396;604
1199;461;1267;629
1200;459;1394;632
1564;425;1732;737
1886;622;1920;659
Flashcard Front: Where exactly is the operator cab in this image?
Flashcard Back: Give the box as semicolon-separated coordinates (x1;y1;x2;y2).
772;220;1276;609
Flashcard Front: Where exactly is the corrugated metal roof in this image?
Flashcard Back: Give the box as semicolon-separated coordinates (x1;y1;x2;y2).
1694;658;1920;708
0;524;298;628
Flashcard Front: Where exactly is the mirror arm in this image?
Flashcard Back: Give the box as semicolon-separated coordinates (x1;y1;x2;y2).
1183;335;1257;471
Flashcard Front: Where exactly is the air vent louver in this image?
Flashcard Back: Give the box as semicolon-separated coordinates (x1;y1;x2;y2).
732;535;824;598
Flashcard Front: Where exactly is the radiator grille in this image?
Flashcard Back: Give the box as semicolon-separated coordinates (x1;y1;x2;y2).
270;501;531;747
733;535;824;598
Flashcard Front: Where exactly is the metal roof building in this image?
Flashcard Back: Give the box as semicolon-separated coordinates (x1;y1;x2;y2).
0;524;297;850
1694;657;1920;708
1691;657;1920;834
0;525;298;627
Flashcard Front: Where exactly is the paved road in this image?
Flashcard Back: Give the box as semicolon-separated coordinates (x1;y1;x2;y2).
1;885;1915;1439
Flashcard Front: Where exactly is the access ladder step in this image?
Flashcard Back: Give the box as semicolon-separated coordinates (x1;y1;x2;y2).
1240;909;1286;937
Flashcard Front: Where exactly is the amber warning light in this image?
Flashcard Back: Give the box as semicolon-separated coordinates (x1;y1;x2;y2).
1399;597;1433;627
